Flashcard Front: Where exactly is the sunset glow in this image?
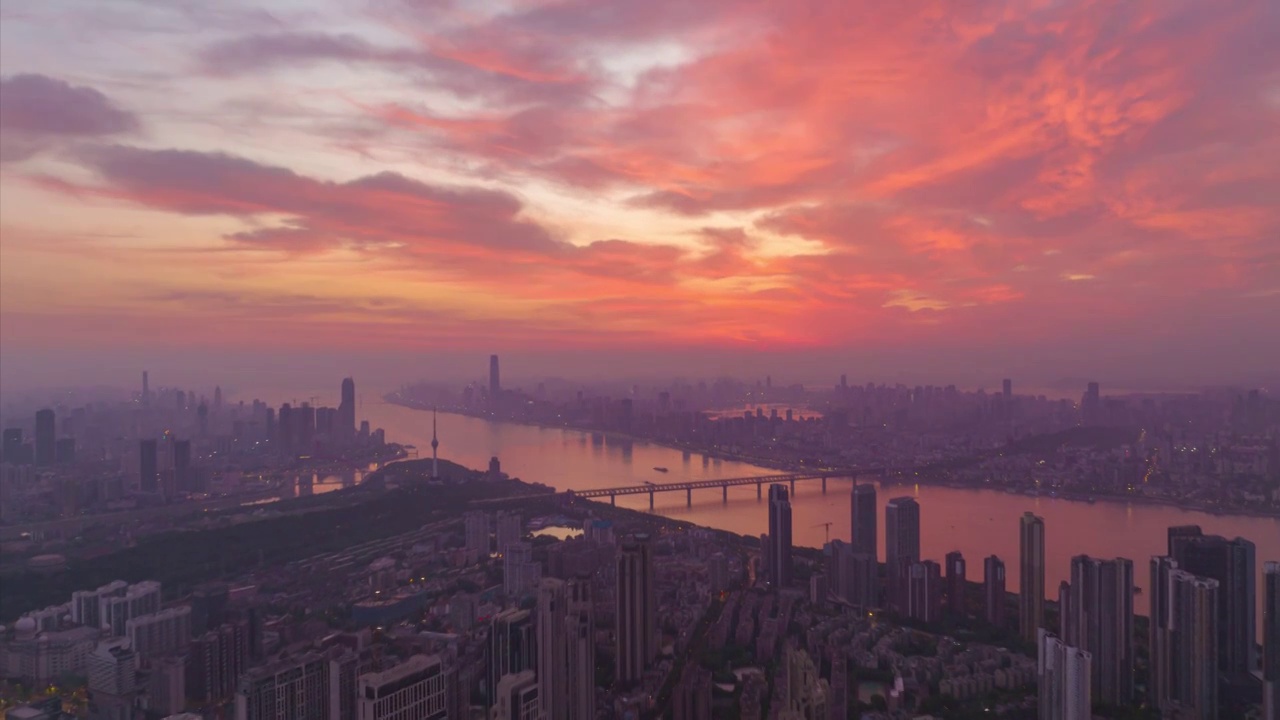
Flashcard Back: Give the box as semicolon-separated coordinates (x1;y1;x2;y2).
2;1;1277;385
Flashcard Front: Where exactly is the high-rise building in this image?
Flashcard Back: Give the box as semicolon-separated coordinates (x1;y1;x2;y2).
907;560;942;623
850;484;877;557
885;497;920;611
34;409;55;466
1167;525;1203;557
187;619;249;704
1002;378;1012;398
1172;530;1257;677
1038;629;1091;720
767;484;793;588
464;511;490;561
1019;511;1046;641
278;403;294;454
1060;556;1134;705
356;654;447;720
100;581;161;636
492;670;537;720
672;664;712;720
945;551;967;619
489;355;501;399
782;646;829;720
235;651;331;720
536;579;568;720
72;581;127;629
495;511;523;556
148;654;186;717
503;542;540;597
2;427;23;464
616;533;656;686
1263;562;1278;720
126;606;191;658
1150;557;1220;718
139;439;158;493
173;440;192;492
339;377;356;440
566;576;595;720
487;609;534;707
88;638;141;719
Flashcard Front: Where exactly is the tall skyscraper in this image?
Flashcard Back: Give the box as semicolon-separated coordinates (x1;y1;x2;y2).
536;578;568;720
850;483;877;557
945;551;967;619
142;370;150;406
338;377;356;440
486;609;534;707
1167;525;1203;557
1172;529;1257;677
1150;557;1220;717
885;497;921;611
430;408;439;479
2;427;22;464
489;354;501;399
34;408;55;466
907;560;942;623
1019;511;1046;641
985;555;1006;626
139;439;159;493
1263;562;1278;720
566;576;596;720
278;403;293;455
616;533;656;686
1038;629;1091;720
1060;555;1134;705
1002;378;1012;398
173;440;192;492
464;511;490;561
767;484;793;588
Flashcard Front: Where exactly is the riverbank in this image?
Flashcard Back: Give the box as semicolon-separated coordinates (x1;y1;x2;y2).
384;395;1280;520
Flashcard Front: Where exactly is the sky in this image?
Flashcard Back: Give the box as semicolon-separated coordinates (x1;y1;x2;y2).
1;0;1278;393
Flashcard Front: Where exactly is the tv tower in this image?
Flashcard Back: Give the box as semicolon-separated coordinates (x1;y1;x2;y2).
431;407;439;480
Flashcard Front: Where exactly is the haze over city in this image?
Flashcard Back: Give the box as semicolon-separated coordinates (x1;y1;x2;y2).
2;0;1279;392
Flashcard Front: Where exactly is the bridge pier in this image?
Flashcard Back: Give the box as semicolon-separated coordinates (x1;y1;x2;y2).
687;488;692;507
757;482;763;500
790;478;796;495
611;494;616;506
723;484;728;503
822;475;827;493
649;491;654;510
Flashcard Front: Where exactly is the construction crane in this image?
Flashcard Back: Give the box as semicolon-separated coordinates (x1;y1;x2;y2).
811;521;833;543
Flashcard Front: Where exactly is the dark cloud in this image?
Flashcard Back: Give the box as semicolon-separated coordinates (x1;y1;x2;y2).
0;74;138;162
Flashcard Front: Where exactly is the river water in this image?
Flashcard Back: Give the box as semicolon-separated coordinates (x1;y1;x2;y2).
246;391;1280;634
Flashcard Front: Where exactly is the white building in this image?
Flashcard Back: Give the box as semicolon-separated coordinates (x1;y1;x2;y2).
126;606;191;658
100;581;161;636
88;639;139;696
1038;629;1091;720
503;543;540;597
0;624;100;684
492;670;539;720
356;654;447;720
72;581;128;628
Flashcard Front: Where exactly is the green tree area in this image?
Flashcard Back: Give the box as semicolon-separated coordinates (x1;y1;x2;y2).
0;470;555;621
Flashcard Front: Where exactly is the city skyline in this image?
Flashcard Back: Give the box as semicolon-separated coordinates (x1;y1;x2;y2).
2;1;1279;391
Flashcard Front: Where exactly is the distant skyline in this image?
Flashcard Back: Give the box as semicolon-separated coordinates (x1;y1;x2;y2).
1;1;1278;389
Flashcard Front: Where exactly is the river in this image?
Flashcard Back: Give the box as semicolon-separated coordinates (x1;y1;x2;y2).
244;390;1280;635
